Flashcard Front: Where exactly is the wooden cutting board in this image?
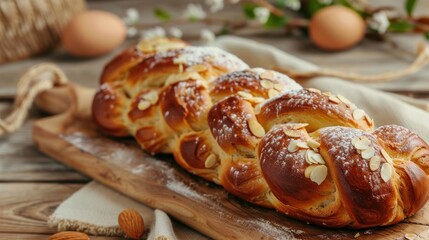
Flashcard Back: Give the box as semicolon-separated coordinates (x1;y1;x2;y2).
32;84;429;240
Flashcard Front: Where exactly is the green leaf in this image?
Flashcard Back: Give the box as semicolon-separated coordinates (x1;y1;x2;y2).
306;0;325;17
153;8;171;21
388;20;414;32
218;25;230;35
276;0;287;8
424;32;429;40
242;3;258;19
405;0;418;16
335;0;367;17
264;13;288;28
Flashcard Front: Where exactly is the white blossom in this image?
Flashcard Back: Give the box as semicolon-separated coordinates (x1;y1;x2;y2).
140;26;166;40
183;3;207;20
205;0;224;13
285;0;301;11
369;11;390;34
318;0;332;4
254;7;270;24
200;29;215;43
123;8;139;25
127;27;137;37
168;27;183;38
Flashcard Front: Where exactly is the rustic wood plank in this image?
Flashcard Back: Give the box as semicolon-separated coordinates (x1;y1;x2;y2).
32;97;429;240
0;183;82;234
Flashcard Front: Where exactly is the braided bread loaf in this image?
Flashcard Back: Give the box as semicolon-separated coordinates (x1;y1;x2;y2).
92;38;429;228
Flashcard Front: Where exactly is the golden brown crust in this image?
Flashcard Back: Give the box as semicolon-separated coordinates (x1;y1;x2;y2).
93;38;429;229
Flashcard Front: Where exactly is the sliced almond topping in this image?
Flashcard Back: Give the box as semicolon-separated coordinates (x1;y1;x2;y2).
305;150;316;165
268;88;280;98
369;156;381;171
349;103;357;110
143;91;159;104
137;100;151;111
404;233;417;240
380;163;393;182
297;141;309;149
205;154;217;168
322;92;332;97
254;103;262;114
364;114;373;126
353;137;371;150
248;119;265;138
307;139;320;149
292;123;309;130
328;95;341;104
353;109;366;121
260;80;273;89
238;91;253;99
351;137;360;146
288;140;299;153
186;64;207;73
304;165;316;178
178;63;184;73
138;42;155;52
337;94;352;105
381;149;394;164
260;71;275;80
274;83;286;91
361;146;375;159
310;165;328;185
308;88;321;94
173;55;187;64
284;129;301;138
248;97;265;104
311;153;325;164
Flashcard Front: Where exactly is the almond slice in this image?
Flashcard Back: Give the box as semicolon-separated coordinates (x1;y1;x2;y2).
337;94;352;105
322;92;332;97
186;64;207;73
260;71;275;80
248;119;265;138
268;88;280;98
311;153;325;164
304;165;316;178
238;91;253;99
328;95;340;104
349;103;358;110
297;141;309;149
205;154;217;168
288;140;299;153
254;103;262;114
308;88;321;94
292;123;309;130
353;137;371;150
260;80;273;89
361;146;375;159
307;139;320;149
353;109;366;121
274;83;286;91
305;150;317;165
137;100;151;111
284;129;301;138
380;163;393;182
404;233;417;240
369;156;381;171
381;149;394;164
310;165;328;185
143;91;159;104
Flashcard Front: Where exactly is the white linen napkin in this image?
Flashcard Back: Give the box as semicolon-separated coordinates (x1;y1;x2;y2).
48;36;429;239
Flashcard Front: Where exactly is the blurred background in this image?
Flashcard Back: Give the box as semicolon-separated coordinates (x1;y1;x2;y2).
0;0;428;99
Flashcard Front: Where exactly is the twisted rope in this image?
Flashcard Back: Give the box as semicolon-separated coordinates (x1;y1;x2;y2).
0;63;68;136
274;42;429;83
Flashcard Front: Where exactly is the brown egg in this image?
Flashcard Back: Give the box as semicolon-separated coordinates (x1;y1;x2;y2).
309;6;366;51
61;10;127;57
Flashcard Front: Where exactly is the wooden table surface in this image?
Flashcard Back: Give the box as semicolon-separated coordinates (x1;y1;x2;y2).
1;1;429;239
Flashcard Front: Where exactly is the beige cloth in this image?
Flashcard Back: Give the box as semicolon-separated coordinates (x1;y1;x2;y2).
49;36;429;239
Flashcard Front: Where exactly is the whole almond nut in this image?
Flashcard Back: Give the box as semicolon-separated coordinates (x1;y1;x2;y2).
49;231;89;240
118;209;145;240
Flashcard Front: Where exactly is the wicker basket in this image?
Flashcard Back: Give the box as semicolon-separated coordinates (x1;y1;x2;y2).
0;0;86;63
